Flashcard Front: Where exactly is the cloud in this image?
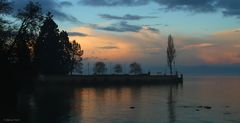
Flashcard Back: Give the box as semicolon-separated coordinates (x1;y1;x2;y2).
99;14;158;20
98;21;141;32
234;45;240;48
177;29;240;64
51;10;80;23
90;21;159;33
68;32;88;37
217;0;240;18
142;26;160;33
97;46;119;49
78;0;216;12
182;43;214;50
212;29;240;43
83;56;108;61
198;48;240;64
79;0;240;18
68;26;162;64
60;1;73;7
234;29;240;32
78;0;149;6
155;0;217;13
69;26;240;67
12;0;80;23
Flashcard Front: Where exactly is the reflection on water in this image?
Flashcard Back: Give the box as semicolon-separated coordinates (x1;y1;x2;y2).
17;76;240;123
168;86;176;123
32;86;74;123
71;85;180;123
18;86;74;123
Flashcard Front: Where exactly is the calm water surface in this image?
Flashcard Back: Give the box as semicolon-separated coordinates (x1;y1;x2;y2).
19;76;240;123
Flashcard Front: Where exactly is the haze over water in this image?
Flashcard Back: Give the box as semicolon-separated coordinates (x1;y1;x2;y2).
18;76;240;123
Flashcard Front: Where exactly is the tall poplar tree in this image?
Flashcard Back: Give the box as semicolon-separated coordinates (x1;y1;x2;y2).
167;35;176;74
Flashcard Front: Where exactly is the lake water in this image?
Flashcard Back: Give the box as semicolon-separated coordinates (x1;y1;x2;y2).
18;76;240;123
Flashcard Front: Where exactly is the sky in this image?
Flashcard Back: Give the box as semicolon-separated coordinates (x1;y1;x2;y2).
11;0;240;75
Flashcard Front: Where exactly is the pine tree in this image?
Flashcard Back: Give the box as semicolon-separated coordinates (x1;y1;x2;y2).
34;12;63;75
34;12;79;75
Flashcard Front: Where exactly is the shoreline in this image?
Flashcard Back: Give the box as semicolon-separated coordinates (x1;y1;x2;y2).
36;74;183;87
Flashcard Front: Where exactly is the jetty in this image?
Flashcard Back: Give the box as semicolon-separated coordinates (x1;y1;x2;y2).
36;74;183;87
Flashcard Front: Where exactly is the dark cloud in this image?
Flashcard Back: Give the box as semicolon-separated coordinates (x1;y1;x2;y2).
78;0;149;6
97;46;119;49
217;0;240;18
98;21;142;32
78;0;217;12
79;0;240;18
52;10;80;23
146;27;159;33
234;29;240;32
99;14;158;20
143;24;168;27
60;1;73;7
12;0;80;23
68;32;88;37
155;0;217;13
92;21;159;33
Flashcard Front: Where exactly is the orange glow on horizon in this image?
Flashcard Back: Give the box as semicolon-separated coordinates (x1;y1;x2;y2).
68;27;240;65
69;27;153;63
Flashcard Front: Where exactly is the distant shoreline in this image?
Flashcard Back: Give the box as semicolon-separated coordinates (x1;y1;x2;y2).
36;74;183;87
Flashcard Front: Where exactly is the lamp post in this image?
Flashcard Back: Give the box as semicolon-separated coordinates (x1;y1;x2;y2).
87;62;89;75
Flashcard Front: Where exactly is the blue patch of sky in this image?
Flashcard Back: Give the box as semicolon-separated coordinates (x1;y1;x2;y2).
159;11;239;35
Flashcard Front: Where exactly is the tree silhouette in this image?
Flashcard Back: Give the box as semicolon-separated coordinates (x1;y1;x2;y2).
34;12;73;75
69;40;83;75
0;1;85;76
167;35;176;74
8;1;43;77
0;0;12;63
0;1;13;79
0;1;18;118
11;1;43;59
93;61;107;75
129;62;142;75
0;2;87;120
58;31;73;74
73;62;83;74
114;64;123;74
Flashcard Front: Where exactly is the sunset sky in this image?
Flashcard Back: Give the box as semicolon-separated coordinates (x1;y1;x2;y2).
13;0;240;74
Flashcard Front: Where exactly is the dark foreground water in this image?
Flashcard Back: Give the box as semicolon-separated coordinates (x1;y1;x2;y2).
18;76;240;123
